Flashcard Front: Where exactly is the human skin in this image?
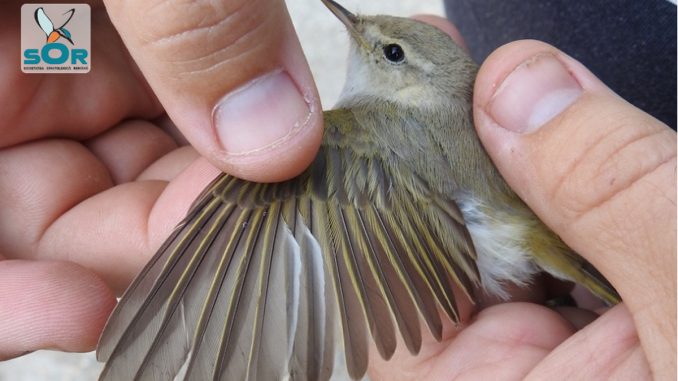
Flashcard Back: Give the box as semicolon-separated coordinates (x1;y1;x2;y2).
0;0;323;358
0;2;675;380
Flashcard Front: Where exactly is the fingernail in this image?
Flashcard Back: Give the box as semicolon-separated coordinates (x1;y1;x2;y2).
213;70;312;154
489;53;583;134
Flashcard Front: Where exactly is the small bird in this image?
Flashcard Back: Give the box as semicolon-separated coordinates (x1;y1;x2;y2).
34;7;75;45
97;1;619;380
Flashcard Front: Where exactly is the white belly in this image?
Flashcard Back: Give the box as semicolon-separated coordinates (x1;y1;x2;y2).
459;197;541;300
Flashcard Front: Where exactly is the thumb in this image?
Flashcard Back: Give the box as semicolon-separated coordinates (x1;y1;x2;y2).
103;0;323;182
473;40;676;377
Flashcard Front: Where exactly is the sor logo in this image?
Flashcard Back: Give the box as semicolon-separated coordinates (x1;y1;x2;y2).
21;4;91;73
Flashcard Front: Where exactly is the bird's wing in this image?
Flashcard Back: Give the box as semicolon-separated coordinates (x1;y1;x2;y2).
34;7;53;36
96;109;480;381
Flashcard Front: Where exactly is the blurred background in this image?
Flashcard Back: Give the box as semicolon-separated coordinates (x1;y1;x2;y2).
0;1;444;380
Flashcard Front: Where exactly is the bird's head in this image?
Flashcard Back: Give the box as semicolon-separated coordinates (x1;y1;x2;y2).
322;0;477;109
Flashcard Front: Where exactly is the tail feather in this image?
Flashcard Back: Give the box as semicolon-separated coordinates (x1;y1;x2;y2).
525;220;621;306
579;262;621;305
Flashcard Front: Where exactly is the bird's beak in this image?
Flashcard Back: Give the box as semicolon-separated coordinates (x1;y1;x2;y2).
321;0;370;50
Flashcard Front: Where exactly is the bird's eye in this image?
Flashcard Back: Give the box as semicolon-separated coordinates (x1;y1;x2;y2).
383;43;405;63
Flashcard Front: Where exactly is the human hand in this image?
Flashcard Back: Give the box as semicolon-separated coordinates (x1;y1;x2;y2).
369;21;676;381
0;0;322;359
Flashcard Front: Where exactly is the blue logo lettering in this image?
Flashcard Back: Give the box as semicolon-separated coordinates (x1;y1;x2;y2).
42;42;69;64
23;48;40;64
23;43;89;65
71;48;88;64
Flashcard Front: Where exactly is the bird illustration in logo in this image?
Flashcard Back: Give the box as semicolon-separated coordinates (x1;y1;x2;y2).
34;7;75;44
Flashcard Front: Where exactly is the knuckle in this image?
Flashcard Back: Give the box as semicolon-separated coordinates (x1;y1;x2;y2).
547;96;676;225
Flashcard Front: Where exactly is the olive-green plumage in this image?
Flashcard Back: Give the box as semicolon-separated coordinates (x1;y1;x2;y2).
97;1;619;380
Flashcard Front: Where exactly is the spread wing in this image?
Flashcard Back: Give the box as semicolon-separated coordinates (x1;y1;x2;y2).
96;109;480;381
